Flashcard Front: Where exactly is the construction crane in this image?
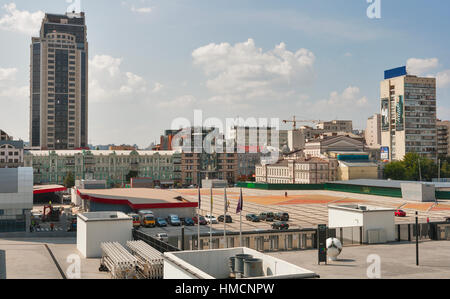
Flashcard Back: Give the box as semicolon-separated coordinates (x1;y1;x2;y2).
283;117;323;130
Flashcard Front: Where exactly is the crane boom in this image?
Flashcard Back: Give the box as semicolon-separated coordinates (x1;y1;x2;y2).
283;117;323;130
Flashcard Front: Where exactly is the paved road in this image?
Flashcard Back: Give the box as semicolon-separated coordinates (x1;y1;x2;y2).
269;241;450;279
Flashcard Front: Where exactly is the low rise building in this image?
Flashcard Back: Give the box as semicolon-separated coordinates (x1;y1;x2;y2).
77;211;133;258
0;140;24;169
337;161;379;181
317;120;353;133
0;130;24;168
0;130;11;141
75;188;197;218
329;151;380;181
24;150;181;187
328;204;396;244
255;157;338;184
304;135;365;158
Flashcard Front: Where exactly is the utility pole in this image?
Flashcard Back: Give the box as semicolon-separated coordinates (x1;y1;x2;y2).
438;159;441;182
418;158;422;181
181;225;185;251
416;211;419;266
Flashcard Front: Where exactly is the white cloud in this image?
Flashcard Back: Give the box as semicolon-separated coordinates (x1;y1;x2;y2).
89;54;156;103
303;86;369;120
0;67;17;80
0;85;27;98
90;55;122;77
0;3;44;35
0;65;28;140
407;58;439;76
192;38;315;104
131;5;152;14
158;95;197;108
437;70;450;88
0;67;27;98
152;82;164;93
121;1;153;14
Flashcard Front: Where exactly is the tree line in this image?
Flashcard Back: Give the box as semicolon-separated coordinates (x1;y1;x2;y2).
384;153;450;182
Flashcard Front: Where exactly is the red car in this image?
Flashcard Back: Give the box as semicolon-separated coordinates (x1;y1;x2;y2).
395;210;407;217
193;216;207;225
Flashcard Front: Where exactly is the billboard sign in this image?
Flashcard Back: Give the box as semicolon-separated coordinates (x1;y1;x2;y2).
381;99;389;131
385;66;407;80
396;95;404;131
381;147;390;160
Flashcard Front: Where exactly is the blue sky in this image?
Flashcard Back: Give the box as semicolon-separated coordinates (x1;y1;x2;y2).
0;0;449;147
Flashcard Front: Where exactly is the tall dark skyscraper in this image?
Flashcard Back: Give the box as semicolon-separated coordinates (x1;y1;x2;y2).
30;12;88;150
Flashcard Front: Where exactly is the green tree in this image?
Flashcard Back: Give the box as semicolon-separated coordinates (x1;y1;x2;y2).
126;170;139;183
63;172;75;188
384;161;407;180
384;153;439;182
440;161;450;179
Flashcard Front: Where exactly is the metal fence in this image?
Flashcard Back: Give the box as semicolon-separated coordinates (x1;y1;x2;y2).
402;222;450;241
194;229;318;253
330;227;363;246
0;220;26;233
133;229;180;253
437;223;450;240
0;250;5;279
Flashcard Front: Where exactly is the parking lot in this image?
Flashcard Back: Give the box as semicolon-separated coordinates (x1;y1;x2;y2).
181;188;450;229
134;188;450;239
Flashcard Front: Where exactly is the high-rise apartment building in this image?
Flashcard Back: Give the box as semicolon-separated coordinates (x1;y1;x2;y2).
30;12;88;150
437;120;450;157
380;67;437;161
228;126;288;151
365;114;381;147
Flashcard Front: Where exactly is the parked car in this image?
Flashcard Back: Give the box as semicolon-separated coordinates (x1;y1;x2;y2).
260;212;275;222
140;214;156;228
182;217;195;226
156;233;169;242
246;214;260;222
445;217;450;223
167;214;181;226
156;218;168;227
272;221;289;230
193;216;207;225
218;215;233;223
395;210;407;217
205;215;218;224
275;212;290;221
128;213;141;228
31;212;43;221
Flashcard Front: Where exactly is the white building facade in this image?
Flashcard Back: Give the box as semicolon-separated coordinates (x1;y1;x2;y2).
0;168;33;232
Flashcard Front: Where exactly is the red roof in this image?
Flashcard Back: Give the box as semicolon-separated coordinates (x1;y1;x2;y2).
33;185;67;195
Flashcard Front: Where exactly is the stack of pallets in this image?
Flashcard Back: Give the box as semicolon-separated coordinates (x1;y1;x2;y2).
126;241;164;279
100;242;138;279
